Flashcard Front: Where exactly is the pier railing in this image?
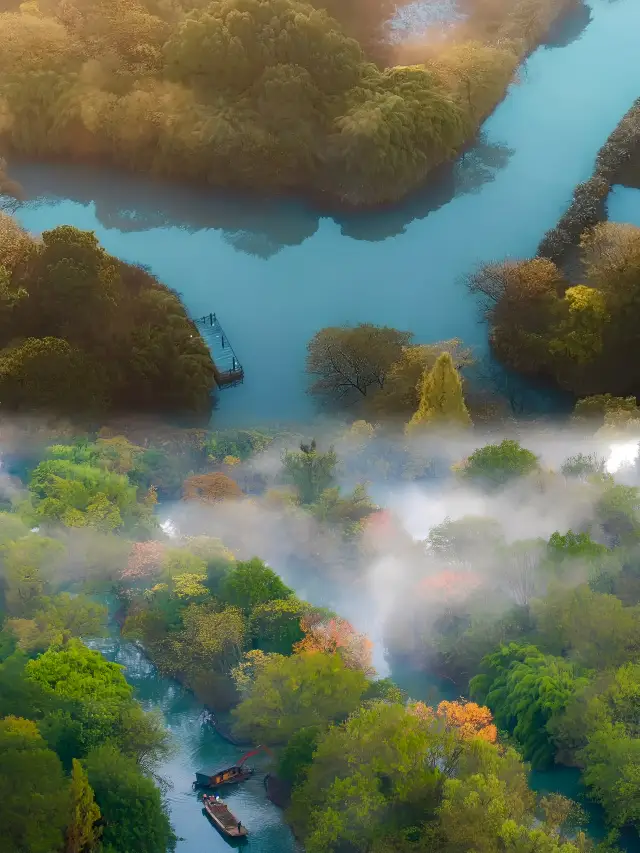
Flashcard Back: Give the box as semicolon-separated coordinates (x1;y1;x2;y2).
194;313;244;388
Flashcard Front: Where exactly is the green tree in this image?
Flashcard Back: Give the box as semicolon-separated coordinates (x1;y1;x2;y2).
277;725;321;789
168;604;247;676
282;440;338;504
1;534;65;616
84;744;176;853
27;459;154;534
459;440;539;489
406;351;472;433
310;484;377;536
25;640;134;752
250;597;308;655
596;483;640;546
0;716;69;853
0;337;105;414
289;700;461;852
221;558;293;613
66;758;101;853
232;652;368;744
470;643;590;768
6;593;107;653
532;585;639;669
581;723;640;828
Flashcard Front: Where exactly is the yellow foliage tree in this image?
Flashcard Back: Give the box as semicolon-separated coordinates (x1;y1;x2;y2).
406;352;471;433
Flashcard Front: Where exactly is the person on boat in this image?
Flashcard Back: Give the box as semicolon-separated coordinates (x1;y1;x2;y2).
237;822;242;832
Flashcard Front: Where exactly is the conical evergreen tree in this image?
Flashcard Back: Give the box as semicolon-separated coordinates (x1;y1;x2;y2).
406;351;471;433
66;758;101;853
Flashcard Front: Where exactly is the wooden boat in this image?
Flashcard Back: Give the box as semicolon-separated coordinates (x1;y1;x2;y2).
194;745;270;789
194;764;253;788
202;795;248;838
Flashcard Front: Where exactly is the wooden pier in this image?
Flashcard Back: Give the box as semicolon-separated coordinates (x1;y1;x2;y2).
194;313;244;388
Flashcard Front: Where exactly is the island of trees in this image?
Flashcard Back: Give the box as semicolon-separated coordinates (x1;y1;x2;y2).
0;0;579;205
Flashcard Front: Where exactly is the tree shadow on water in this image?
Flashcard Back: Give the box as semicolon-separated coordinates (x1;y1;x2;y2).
541;0;592;50
10;161;320;260
10;134;513;257
334;133;515;242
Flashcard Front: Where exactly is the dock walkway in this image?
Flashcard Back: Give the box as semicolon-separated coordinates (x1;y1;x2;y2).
194;313;244;388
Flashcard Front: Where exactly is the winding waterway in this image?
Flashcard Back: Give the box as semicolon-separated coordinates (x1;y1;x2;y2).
93;635;301;853
7;0;640;426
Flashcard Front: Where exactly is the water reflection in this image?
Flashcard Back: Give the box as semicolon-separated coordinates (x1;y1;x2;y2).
11;162;320;260
11;133;515;257
542;1;593;49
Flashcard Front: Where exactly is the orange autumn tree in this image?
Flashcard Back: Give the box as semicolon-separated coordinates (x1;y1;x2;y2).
294;614;375;676
182;472;242;504
408;699;497;743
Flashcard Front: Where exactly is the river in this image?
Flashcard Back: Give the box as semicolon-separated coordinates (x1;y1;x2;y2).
6;0;640;426
92;634;301;853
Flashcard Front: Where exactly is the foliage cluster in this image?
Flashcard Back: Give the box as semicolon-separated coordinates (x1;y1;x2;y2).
0;216;214;419
469;225;640;399
0;0;573;204
386;435;640;834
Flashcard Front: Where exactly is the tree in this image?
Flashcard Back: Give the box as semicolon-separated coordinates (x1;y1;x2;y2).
0;337;105;414
289;700;463;852
27;459;153;534
470;643;590;768
532;584;640;669
406;352;472;433
1;534;65;617
232;652;368;744
182;472;242;504
0;716;69;853
250;597;308;655
581;724;640;828
310;483;377;536
168;603;247;676
7;593;107;653
277;725;322;789
25;640;134;752
66;758;101;853
221;557;293;613
595;483;640;546
459;440;539;488
294;613;374;674
83;744;176;853
282;440;338;504
306;324;413;406
427;515;504;568
436;700;498;742
371;339;474;418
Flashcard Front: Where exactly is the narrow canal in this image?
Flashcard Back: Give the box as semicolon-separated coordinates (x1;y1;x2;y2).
92;635;301;853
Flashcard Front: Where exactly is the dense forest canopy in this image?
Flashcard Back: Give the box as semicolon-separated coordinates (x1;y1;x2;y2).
0;0;576;204
3;415;640;852
0;212;215;419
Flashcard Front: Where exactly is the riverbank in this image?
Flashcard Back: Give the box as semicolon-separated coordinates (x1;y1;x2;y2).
537;96;640;267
